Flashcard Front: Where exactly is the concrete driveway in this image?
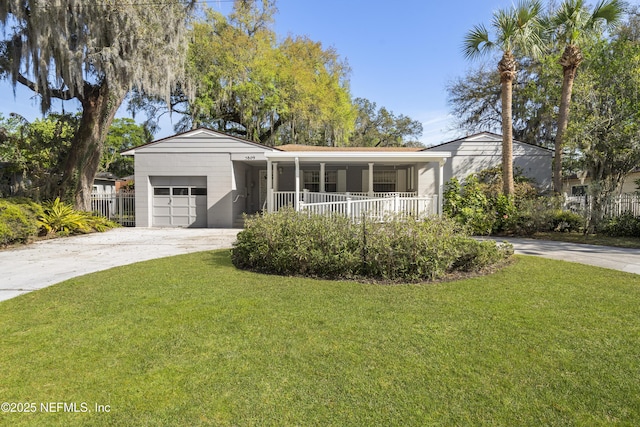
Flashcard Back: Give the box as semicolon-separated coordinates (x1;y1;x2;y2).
2;229;639;303
1;228;241;302
493;237;640;275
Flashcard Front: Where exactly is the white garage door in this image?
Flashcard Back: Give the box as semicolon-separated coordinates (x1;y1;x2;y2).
151;177;207;227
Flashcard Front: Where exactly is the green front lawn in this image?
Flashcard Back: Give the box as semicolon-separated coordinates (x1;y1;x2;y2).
1;251;640;426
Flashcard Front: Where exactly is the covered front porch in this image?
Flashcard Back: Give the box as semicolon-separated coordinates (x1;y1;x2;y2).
263;150;451;221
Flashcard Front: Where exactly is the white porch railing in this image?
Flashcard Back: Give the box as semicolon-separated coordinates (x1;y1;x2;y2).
348;191;418;198
272;191;297;211
270;190;439;220
299;194;438;222
271;190;420;209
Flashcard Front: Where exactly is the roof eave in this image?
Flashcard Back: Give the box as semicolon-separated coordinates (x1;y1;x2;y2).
265;151;451;163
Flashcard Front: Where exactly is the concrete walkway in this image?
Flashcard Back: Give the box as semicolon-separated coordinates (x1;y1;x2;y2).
0;228;241;302
2;229;639;303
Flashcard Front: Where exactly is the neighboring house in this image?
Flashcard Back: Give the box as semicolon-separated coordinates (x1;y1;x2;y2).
92;172;118;195
424;132;553;189
563;168;640;196
122;128;451;228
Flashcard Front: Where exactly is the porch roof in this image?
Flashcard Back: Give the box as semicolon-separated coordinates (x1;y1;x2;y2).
277;144;424;152
265;150;451;164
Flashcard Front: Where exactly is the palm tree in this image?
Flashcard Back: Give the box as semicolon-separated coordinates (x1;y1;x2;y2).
464;1;544;196
551;0;624;194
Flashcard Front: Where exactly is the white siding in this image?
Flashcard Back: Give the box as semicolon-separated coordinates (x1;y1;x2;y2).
425;134;552;189
132;129;273;228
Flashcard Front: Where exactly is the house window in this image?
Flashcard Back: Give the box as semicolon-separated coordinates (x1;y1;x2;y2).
373;170;396;193
172;187;189;196
304;170;337;192
325;170;337;192
571;185;588;196
304;171;320;192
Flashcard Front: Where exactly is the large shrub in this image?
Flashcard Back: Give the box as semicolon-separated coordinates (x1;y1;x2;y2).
510;197;585;236
598;212;640;237
0;198;43;246
444;170;584;236
231;209;513;282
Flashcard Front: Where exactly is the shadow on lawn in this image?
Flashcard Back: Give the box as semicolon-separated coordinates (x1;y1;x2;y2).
204;249;234;267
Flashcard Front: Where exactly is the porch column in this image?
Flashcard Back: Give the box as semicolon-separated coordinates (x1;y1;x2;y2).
368;163;374;197
320;162;325;193
267;159;273;213
295;157;300;211
438;159;446;215
272;162;279;192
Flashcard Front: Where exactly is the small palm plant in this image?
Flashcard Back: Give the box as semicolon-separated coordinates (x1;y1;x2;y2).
38;197;91;235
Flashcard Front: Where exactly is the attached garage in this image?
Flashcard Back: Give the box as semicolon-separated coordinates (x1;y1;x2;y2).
150;176;207;227
123;128;273;228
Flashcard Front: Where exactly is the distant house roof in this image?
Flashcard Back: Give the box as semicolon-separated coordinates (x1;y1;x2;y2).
95;171;119;181
425;131;553;152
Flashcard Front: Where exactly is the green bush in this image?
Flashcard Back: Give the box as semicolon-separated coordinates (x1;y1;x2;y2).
231;209;513;282
551;210;585;233
38;198;119;236
444;176;495;235
85;215;120;233
0;198;43;246
598;212;640;237
444;173;585;236
39;197;91;235
0;197;118;246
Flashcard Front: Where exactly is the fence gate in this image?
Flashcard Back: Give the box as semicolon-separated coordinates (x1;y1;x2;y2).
91;190;135;226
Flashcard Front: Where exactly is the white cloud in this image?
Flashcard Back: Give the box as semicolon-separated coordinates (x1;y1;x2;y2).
414;111;462;147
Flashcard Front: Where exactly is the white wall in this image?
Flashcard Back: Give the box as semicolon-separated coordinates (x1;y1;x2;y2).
426;134;553;190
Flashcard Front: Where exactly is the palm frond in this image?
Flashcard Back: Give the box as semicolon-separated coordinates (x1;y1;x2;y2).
463;24;493;60
553;0;624;44
463;0;546;61
590;0;625;30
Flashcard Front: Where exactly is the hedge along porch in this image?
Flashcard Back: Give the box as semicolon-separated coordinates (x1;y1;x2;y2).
264;148;451;219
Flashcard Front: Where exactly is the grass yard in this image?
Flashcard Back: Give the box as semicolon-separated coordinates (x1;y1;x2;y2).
1;251;640;426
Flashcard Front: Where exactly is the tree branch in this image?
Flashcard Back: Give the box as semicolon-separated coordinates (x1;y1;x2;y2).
15;73;75;101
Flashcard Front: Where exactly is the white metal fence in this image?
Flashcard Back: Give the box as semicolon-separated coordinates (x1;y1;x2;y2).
91;190;135;226
565;193;640;217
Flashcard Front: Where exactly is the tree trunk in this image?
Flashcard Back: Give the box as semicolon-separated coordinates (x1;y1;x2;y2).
499;52;516;196
58;83;126;211
554;44;582;194
554;66;578;194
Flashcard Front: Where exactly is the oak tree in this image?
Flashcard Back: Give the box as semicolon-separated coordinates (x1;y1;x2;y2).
0;0;196;209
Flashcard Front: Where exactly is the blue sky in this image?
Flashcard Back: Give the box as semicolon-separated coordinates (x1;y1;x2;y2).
0;0;609;146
